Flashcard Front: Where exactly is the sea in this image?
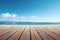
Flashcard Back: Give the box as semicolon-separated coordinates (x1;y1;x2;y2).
0;21;60;25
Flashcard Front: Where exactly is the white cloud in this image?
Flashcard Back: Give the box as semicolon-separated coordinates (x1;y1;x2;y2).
0;12;38;22
32;16;36;18
1;12;60;22
20;16;25;19
0;12;17;19
12;14;17;18
1;12;11;18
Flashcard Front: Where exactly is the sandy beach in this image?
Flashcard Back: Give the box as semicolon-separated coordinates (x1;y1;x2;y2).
0;25;60;40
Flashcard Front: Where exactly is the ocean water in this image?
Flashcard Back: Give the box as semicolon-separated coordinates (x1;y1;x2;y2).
0;21;60;25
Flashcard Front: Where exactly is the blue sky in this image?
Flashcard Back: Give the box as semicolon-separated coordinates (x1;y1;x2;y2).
0;0;60;22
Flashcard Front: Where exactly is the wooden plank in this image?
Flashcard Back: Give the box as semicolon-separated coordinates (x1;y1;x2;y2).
45;26;60;35
0;26;11;31
0;27;14;34
35;26;55;40
0;25;60;40
0;27;20;40
32;27;42;40
0;27;16;36
8;26;26;40
40;27;60;40
30;26;36;40
19;26;30;40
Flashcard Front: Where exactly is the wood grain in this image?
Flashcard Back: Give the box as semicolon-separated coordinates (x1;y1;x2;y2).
0;25;60;40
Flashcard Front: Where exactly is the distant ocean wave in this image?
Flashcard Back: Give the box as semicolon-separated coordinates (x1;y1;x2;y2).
0;21;60;25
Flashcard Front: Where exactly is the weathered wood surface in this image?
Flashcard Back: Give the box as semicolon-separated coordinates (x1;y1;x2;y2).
0;25;60;40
